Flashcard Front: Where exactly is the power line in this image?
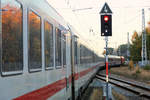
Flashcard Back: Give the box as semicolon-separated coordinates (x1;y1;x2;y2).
72;7;93;12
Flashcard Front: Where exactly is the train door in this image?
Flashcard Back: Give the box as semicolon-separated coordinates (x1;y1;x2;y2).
77;40;81;98
71;35;78;100
71;35;75;100
74;36;79;98
64;31;72;100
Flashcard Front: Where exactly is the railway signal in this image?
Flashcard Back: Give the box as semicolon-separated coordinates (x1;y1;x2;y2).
100;2;112;100
100;3;112;36
101;15;112;36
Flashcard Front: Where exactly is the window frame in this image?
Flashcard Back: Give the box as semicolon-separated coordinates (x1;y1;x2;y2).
44;20;54;70
1;0;23;76
28;9;42;73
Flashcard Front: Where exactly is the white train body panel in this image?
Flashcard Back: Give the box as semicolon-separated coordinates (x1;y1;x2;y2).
0;0;121;100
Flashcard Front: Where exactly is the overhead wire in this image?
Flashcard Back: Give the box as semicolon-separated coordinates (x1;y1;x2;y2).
63;0;150;52
64;0;100;50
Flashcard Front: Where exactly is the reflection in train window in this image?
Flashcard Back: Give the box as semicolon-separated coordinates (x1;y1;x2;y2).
80;45;93;64
55;28;61;67
62;34;66;66
44;21;53;68
80;45;84;64
1;0;23;72
28;10;42;70
74;38;78;64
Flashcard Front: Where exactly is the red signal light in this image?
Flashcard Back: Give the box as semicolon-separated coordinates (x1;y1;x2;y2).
104;16;109;22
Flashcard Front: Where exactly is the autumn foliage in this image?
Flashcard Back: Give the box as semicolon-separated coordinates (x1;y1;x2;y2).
2;4;23;71
28;10;42;68
130;21;150;63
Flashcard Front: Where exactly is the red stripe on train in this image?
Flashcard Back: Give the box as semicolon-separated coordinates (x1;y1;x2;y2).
13;78;66;100
14;65;99;100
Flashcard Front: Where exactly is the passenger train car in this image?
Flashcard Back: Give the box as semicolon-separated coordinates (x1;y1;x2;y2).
108;55;125;67
0;0;124;100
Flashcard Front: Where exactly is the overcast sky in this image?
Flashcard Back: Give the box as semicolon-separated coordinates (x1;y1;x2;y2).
47;0;150;53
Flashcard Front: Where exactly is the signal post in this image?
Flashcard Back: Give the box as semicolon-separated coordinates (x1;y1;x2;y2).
100;3;112;100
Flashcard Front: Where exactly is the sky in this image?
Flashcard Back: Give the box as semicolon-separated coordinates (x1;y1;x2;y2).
47;0;150;54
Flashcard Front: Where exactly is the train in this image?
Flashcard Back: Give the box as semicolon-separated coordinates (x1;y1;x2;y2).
0;0;124;100
108;55;125;67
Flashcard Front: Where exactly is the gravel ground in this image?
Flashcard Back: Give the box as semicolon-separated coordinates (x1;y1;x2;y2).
80;79;104;100
80;87;103;100
80;65;150;100
110;66;150;85
80;74;149;99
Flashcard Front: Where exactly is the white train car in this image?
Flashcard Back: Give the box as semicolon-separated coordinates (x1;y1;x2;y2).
108;55;125;67
0;0;105;100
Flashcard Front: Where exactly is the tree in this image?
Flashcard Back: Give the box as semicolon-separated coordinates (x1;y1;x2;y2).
132;31;138;41
130;34;142;62
146;22;150;35
117;44;128;59
102;50;106;55
129;20;150;63
146;21;150;60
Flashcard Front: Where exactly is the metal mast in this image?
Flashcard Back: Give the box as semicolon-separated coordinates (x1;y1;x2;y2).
142;9;147;65
127;32;130;61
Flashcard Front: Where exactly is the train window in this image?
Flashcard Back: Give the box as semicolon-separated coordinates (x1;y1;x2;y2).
80;45;85;64
28;10;42;71
55;28;61;67
80;45;82;64
88;50;92;63
84;47;88;64
44;21;53;69
1;0;23;74
74;38;78;64
62;34;66;66
92;52;95;62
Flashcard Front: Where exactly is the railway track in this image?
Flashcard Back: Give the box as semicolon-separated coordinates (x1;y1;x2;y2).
95;74;150;99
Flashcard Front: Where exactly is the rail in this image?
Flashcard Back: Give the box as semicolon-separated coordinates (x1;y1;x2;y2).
95;74;150;99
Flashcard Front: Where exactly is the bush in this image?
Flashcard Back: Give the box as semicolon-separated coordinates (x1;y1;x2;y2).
136;68;141;74
143;65;150;70
129;60;134;70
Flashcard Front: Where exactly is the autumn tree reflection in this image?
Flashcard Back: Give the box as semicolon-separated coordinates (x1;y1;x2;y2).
28;11;42;70
55;28;61;66
44;21;53;68
2;2;23;72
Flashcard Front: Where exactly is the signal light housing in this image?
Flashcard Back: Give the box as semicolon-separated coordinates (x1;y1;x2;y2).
101;15;112;36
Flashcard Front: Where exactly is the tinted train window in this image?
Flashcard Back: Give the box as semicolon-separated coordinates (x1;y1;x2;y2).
74;38;78;64
28;11;42;71
62;34;66;65
80;45;84;64
1;0;23;73
55;28;61;67
44;21;53;68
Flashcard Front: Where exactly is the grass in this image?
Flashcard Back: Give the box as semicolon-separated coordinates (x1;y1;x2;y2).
143;64;150;70
110;66;150;85
89;88;103;100
112;89;128;100
81;87;103;100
